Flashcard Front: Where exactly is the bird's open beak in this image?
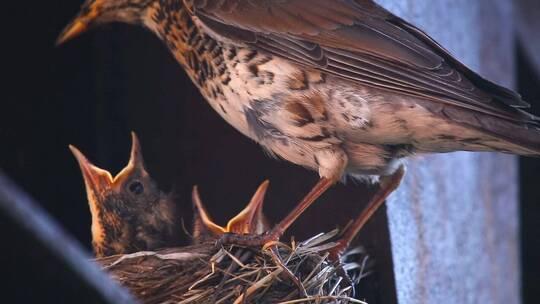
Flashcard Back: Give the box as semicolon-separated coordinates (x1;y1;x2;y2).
69;145;113;199
56;1;102;45
113;132;148;185
192;180;270;237
226;180;270;234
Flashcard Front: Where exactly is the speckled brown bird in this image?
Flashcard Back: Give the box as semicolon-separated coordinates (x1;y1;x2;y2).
59;0;540;257
70;132;180;257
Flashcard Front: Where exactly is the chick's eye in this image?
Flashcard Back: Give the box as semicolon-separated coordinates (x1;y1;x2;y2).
128;181;144;195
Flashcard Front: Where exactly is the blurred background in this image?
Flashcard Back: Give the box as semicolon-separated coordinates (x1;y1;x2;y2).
1;1;538;303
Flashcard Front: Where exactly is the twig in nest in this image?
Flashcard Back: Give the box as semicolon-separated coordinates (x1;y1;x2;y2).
96;230;370;303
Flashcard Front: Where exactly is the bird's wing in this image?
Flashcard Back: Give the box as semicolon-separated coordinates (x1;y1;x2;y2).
188;0;537;125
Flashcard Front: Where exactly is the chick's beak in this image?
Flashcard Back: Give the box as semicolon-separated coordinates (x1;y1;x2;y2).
191;180;270;238
113;132;148;186
226;180;270;234
56;1;101;45
69;145;113;198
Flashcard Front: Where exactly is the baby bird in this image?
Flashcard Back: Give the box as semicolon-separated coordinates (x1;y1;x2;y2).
191;180;270;243
70;132;179;257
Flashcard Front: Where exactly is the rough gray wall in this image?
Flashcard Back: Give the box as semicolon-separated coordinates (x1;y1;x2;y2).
376;1;520;303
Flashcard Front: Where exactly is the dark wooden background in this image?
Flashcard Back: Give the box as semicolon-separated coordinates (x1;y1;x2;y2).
1;1;538;303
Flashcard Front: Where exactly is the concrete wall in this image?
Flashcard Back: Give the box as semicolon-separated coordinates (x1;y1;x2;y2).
376;1;520;303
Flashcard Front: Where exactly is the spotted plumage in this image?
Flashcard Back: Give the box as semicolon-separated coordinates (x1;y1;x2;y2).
60;0;540;255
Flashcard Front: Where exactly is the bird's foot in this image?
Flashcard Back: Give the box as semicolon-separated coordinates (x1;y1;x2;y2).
323;165;406;292
217;228;282;249
328;240;348;264
218;177;336;249
326;245;357;296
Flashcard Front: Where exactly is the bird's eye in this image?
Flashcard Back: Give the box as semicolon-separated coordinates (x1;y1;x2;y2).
128;181;144;195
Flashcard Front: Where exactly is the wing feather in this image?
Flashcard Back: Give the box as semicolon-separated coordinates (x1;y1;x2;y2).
189;0;537;125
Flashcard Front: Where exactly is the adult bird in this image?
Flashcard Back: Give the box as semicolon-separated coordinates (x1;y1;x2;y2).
58;0;540;258
70;132;180;257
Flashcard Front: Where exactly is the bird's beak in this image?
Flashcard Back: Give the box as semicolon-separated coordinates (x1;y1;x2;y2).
56;20;89;46
56;1;102;45
126;131;147;171
191;180;270;239
114;132;148;184
226;180;270;234
69;145;113;199
192;185;228;236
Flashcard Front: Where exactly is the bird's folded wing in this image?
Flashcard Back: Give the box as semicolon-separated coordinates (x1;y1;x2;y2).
189;0;537;124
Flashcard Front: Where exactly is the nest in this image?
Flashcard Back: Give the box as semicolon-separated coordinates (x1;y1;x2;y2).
97;230;370;304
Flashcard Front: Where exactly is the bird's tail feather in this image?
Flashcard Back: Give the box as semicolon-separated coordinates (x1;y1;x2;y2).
446;106;540;156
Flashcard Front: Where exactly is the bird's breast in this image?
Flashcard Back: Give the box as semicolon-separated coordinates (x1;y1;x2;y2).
196;45;312;142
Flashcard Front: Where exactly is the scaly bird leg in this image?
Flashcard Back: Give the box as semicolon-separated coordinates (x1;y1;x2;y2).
328;165;406;261
219;177;336;247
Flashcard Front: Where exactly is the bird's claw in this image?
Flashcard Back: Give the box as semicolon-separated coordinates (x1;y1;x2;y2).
216;230;279;249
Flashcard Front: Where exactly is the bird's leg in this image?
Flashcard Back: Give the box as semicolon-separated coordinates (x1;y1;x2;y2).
328;165;406;261
219;177;336;247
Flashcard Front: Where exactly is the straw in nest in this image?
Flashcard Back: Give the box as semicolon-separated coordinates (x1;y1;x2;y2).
97;229;371;304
